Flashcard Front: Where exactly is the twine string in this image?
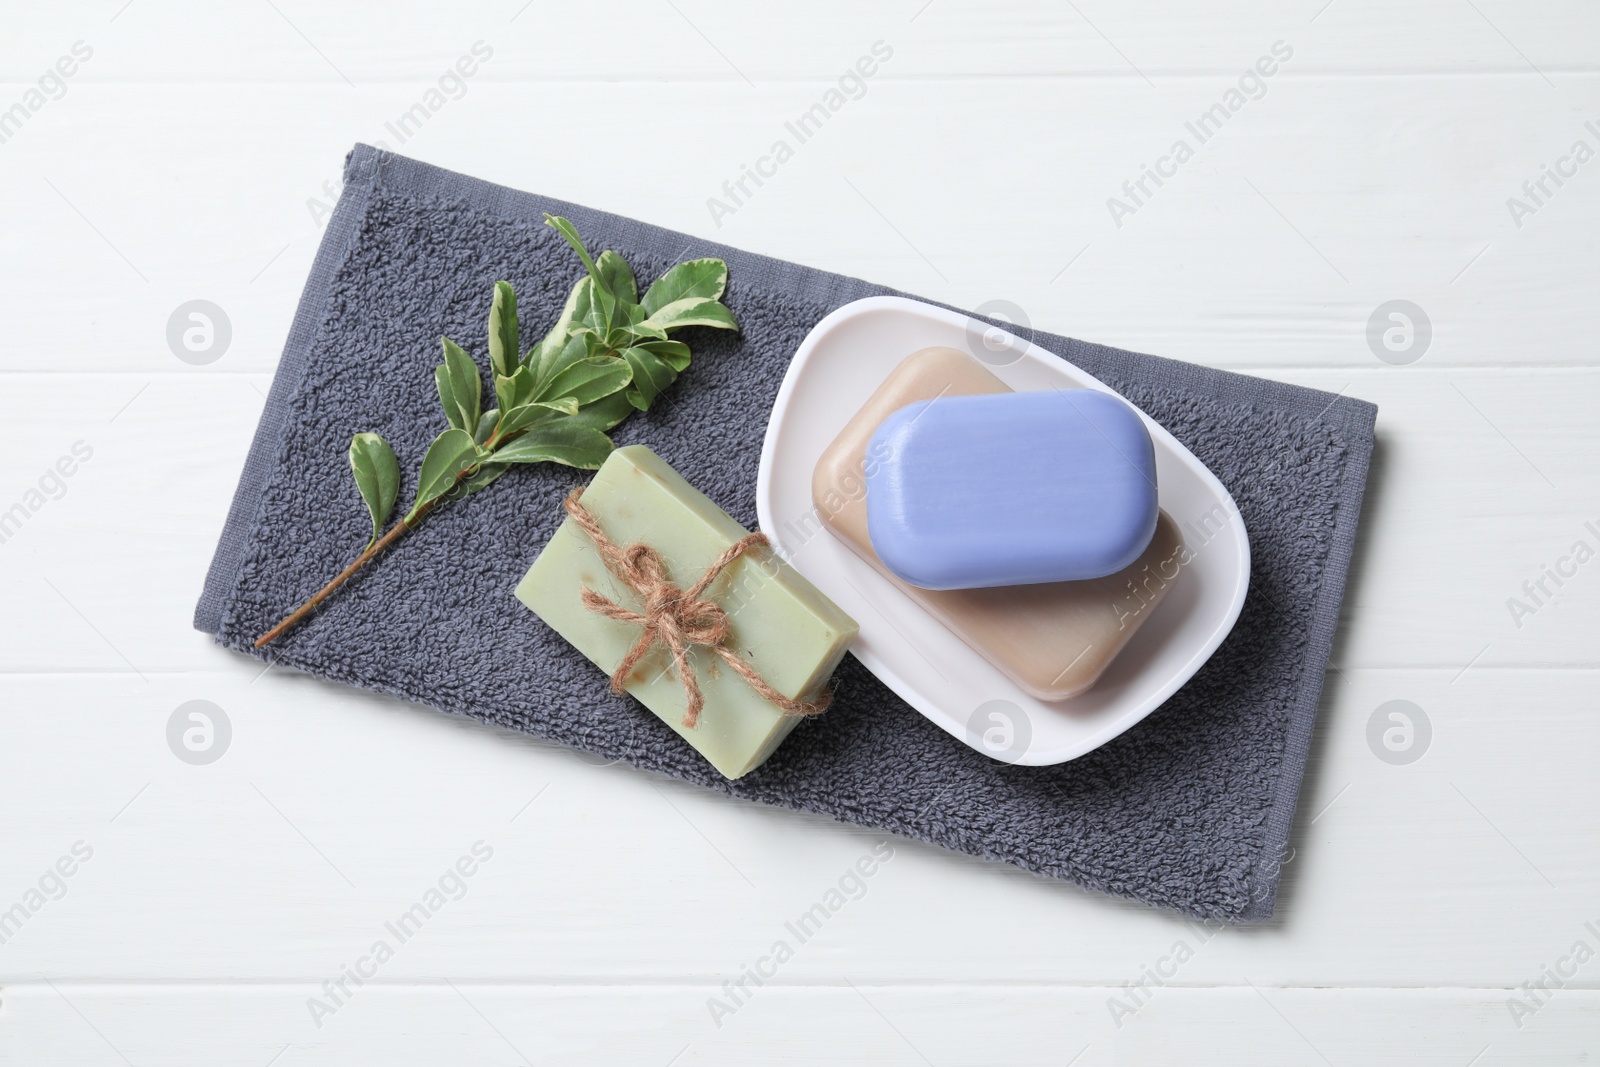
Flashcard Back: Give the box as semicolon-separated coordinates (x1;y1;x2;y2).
563;487;831;729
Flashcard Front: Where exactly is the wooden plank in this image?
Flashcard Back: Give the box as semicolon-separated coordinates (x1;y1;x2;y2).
0;76;1595;375
2;984;1595;1065
10;0;1599;81
4;2;1598;1059
0;666;1593;984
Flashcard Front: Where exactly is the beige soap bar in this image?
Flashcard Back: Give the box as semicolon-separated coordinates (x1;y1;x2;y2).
811;347;1182;701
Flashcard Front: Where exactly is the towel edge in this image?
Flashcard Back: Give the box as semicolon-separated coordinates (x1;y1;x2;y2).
193;144;385;635
1239;395;1379;922
192;143;1381;922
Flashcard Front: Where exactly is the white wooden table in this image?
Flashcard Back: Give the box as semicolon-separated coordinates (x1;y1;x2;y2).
3;1;1597;1062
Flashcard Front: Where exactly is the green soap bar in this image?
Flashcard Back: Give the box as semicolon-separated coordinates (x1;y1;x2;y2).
515;446;859;780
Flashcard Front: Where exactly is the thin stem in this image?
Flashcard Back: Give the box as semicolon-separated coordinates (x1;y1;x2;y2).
255;438;509;648
256;442;516;649
254;507;428;648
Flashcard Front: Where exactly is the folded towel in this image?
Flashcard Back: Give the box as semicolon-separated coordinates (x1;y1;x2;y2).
197;144;1375;922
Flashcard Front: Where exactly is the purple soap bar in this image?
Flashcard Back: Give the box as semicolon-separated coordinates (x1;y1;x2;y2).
865;389;1158;589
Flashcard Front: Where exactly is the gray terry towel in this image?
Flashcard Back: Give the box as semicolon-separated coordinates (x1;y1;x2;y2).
197;145;1375;922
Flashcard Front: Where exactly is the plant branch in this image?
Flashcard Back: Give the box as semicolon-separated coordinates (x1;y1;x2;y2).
252;231;736;652
255;498;440;649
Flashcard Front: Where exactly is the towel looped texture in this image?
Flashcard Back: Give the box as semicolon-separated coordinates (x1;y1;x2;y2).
194;144;1378;922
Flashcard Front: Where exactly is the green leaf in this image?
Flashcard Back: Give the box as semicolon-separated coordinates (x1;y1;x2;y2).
643;297;739;333
347;432;399;548
434;365;464;431
553;280;614;353
544;215;616;334
473;409;499;446
438;337;482;431
540;355;633;407
632;339;692;373
494;364;538;415
620;346;679;411
493;422;615;469
641;258;727;317
534;395;581;416
570;278;606;334
618;301;668;343
492;406;542;439
448;461;509;501
544;215;601;282
527;276;586;386
495;397;581;437
596;250;638;305
536;327;602;392
564;392;636;435
591;289;619;338
488;281;520;377
407;428;483;519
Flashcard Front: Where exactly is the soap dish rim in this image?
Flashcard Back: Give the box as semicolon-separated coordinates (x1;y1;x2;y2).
755;295;1252;766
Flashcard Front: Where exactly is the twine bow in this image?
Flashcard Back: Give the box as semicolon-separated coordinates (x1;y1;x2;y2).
563;487;831;729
